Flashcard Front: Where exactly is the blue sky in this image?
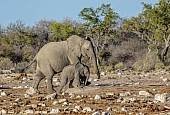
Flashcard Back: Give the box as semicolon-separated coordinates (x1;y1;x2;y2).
0;0;159;27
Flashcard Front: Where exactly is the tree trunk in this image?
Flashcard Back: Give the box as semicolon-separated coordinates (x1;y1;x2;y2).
160;34;170;63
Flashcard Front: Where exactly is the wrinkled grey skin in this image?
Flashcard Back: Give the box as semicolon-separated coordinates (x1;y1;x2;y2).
23;35;100;94
57;62;90;94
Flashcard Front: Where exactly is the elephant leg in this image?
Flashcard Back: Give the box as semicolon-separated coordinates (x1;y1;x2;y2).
73;72;80;87
33;69;45;94
57;77;68;94
41;64;55;94
46;75;55;94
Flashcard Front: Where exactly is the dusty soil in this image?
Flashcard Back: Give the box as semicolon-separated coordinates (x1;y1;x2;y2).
1;70;170;114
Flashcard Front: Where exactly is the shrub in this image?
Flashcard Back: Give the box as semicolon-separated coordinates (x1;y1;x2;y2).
133;51;163;72
114;62;124;70
0;57;14;70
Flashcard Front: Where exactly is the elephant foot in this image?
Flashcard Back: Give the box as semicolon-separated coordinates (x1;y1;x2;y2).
26;87;40;95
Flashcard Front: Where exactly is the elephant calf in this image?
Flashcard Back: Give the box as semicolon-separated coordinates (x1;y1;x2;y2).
57;62;90;94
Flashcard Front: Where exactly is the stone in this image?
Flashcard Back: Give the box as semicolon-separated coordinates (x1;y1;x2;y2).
25;110;34;114
119;92;131;96
1;92;7;97
45;93;57;100
62;102;69;106
38;102;46;107
1;109;7;114
94;95;102;100
139;91;152;97
75;105;83;111
31;104;38;108
69;93;76;98
59;98;68;103
121;107;128;112
106;107;112;111
24;94;32;98
92;111;100;115
155;93;170;102
15;98;22;102
106;92;114;96
53;101;59;105
101;71;106;76
162;78;169;82
72;108;78;112
50;108;61;114
26;87;37;95
83;107;93;112
93;79;99;82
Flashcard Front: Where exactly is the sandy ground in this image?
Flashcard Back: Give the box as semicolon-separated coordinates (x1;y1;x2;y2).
1;70;170;114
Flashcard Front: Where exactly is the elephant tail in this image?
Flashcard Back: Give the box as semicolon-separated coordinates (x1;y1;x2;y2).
20;57;37;73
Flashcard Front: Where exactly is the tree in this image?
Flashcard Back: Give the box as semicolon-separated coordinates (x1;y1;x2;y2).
122;0;170;64
49;18;75;41
79;4;119;64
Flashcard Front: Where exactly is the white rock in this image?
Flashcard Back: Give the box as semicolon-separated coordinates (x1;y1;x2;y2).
62;102;69;106
24;94;32;98
1;92;7;97
92;111;100;115
139;91;152;97
129;97;137;102
41;111;48;114
93;79;99;82
76;95;82;98
155;93;170;102
50;108;61;114
75;105;83;111
117;97;123;103
106;92;114;96
121;107;128;112
72;108;78;112
101;71;106;76
83;107;93;112
119;92;131;96
122;97;130;103
53;101;59;105
106;107;112;111
15;98;22;102
38;102;46;107
26;87;37;95
59;98;68;103
45;93;57;100
162;78;169;82
25;110;34;114
1;109;7;114
69;93;76;98
94;95;102;100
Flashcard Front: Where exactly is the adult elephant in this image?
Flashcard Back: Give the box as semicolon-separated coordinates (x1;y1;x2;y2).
24;35;100;94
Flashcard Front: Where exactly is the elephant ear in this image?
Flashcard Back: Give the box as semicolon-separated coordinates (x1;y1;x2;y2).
67;35;84;63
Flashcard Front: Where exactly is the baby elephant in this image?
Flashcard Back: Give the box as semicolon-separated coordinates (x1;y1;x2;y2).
57;62;90;94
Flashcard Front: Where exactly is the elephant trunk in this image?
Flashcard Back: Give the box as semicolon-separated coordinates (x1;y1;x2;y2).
91;52;100;79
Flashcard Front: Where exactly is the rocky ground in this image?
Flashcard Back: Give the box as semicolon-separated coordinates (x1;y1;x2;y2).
1;70;170;115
